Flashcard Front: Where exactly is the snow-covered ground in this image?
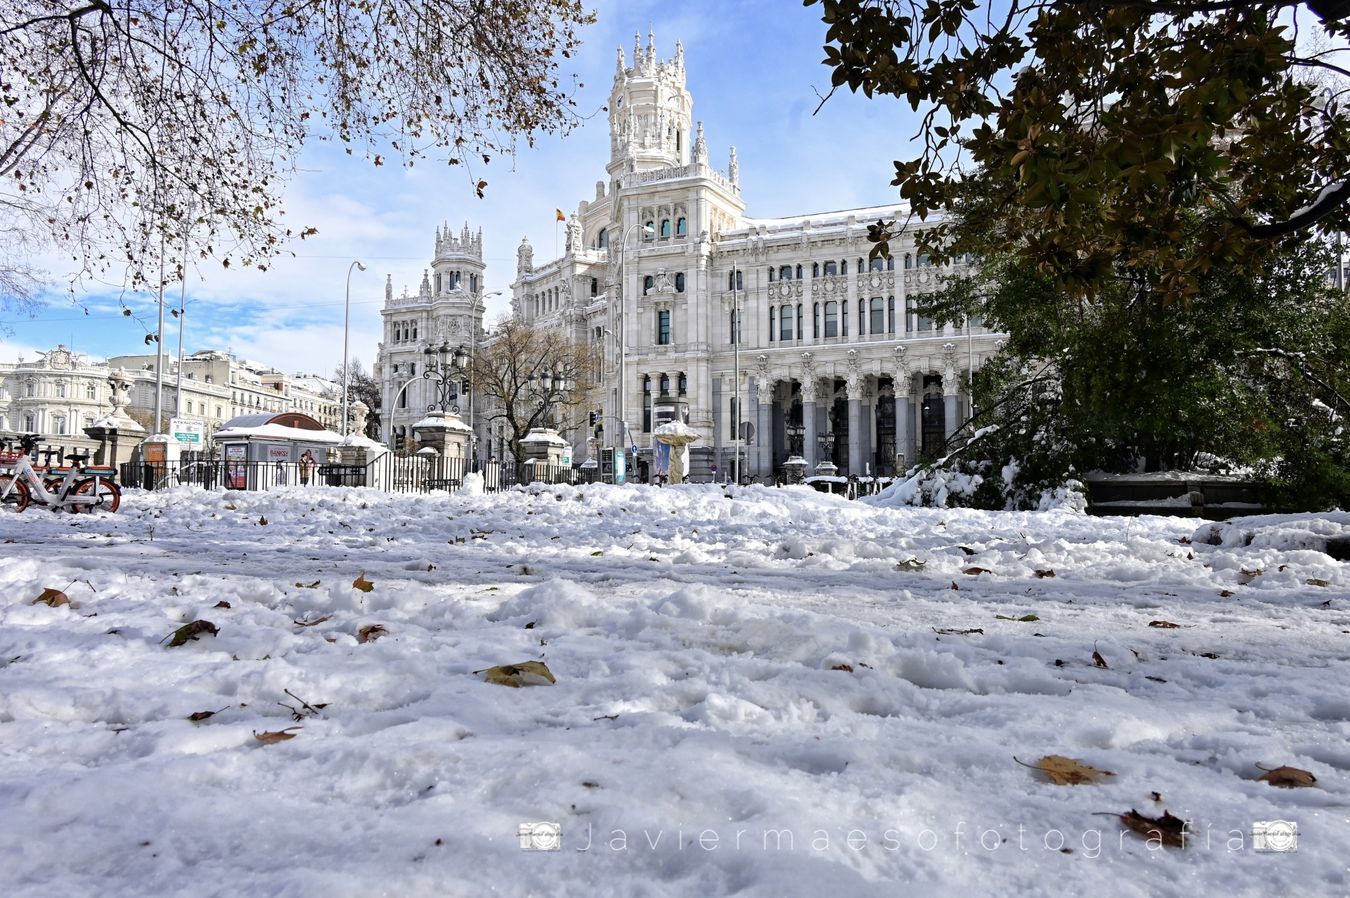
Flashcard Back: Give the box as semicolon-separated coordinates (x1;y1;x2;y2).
0;484;1346;897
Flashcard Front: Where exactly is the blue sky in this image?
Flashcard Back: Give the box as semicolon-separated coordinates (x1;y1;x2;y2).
0;0;921;376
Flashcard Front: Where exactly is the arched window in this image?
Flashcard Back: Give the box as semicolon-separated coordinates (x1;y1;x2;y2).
887;256;895;271
643;275;654;295
841;300;849;337
812;262;820;277
857;257;865;272
598;228;609;249
769;307;776;342
813;302;821;339
660;219;671;237
659;374;670;395
674;272;685;292
768;267;776;282
780;304;794;341
870;256;885;272
918;253;932;267
434;272;442;293
591;277;598;297
795;264;802;279
823;261;837;277
727;270;743;291
676;217;687;236
905;253;913;269
888;296;896;333
779;265;793;280
678;372;687;395
645;220;655;237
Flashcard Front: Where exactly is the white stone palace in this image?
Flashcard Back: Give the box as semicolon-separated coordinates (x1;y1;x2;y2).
377;32;1002;480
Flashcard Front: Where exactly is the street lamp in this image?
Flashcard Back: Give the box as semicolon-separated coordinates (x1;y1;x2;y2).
613;222;654;453
527;369;571;428
421;342;469;413
341;260;367;435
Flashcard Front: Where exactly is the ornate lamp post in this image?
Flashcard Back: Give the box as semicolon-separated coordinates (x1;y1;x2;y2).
528;369;571;428
421;342;470;413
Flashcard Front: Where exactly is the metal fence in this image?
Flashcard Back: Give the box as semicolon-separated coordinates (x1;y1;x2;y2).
120;456;603;494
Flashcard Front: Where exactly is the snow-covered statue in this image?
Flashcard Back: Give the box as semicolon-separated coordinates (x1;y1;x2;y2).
517;236;534;276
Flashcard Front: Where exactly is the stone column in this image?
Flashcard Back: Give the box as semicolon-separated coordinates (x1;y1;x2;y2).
893;349;914;471
847;378;863;476
802;379;817;470
756;377;774;477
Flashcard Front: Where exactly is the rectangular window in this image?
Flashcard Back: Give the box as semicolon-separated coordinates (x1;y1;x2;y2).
824;302;838;338
780;305;793;341
657;310;671;345
870;298;885;335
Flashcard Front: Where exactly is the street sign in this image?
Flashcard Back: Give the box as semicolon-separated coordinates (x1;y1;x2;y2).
631;444;639;457
169;417;204;445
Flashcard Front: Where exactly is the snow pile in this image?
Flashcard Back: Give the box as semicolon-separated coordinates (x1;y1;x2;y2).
0;485;1345;896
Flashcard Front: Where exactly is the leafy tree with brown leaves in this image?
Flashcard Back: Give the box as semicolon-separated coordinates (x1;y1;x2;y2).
0;0;593;306
472;318;597;463
808;0;1350;302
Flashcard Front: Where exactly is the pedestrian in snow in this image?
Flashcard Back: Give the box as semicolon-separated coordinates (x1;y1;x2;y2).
299;450;315;486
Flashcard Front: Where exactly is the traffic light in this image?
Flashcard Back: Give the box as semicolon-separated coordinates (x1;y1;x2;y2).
588;409;597;426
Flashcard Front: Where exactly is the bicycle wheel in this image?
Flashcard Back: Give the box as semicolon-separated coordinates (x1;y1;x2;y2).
73;478;121;513
0;475;31;512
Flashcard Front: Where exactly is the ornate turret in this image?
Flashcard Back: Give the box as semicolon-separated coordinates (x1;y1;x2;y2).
692;121;707;165
729;146;739;188
517;236;534;276
429;220;485;296
608;31;693;176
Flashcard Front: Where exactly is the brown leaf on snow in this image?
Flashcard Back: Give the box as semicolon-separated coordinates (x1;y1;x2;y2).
934;627;984;636
949;580;959;590
258;515;268;526
293;615;331;628
1119;809;1188;848
1256;765;1317;788
1034;569;1056;578
1092;650;1109;669
829;663;855;672
1148;620;1180;628
164;620;218;647
253;727;301;745
1238;567;1263;583
1151;791;1163;802
187;708;226;722
1219;589;1235;598
32;588;70;607
1019;755;1115;785
213;600;232;609
1306;578;1330;587
357;624;388;643
962;566;992;576
353;574;375;593
477;660;556;688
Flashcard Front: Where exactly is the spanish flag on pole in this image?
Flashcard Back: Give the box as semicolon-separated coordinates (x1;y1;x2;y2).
555;208;566;222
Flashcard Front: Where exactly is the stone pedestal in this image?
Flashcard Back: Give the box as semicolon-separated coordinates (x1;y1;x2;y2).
519;428;568;465
783;455;808;484
412;411;473;462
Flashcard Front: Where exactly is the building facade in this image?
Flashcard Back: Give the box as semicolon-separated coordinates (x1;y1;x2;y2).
378;32;1002;480
1;347;340;446
374;224;487;450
